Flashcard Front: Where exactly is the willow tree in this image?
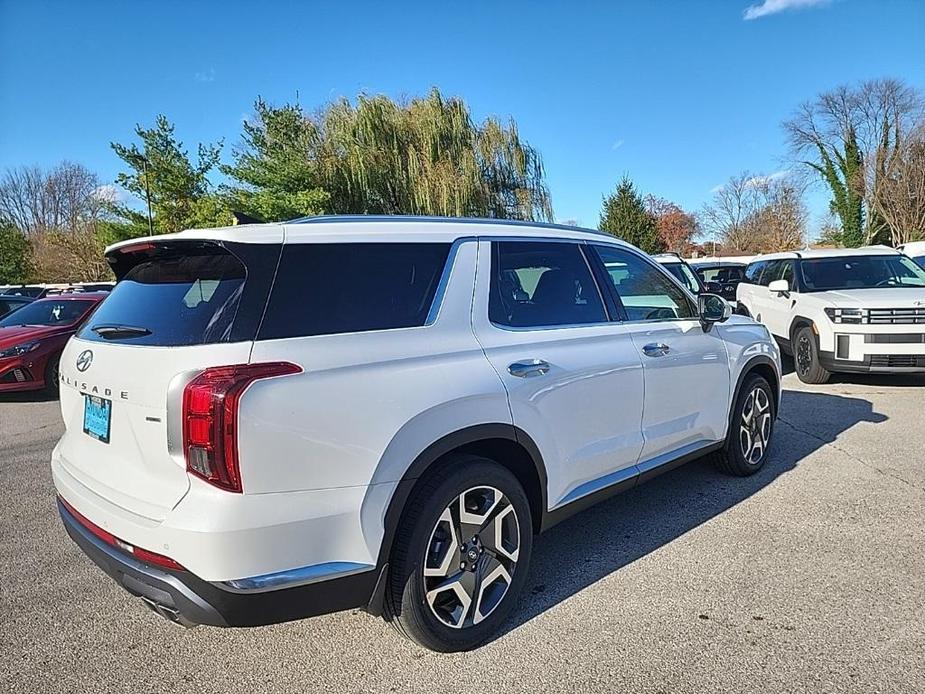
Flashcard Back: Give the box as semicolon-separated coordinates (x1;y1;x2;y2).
226;88;553;221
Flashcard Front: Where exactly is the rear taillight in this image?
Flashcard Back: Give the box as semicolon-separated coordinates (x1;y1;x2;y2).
182;362;301;493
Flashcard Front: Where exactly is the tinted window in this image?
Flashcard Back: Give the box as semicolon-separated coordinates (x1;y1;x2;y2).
260;243;451;339
697;265;744;283
593;246;696;321
0;299;94;327
489;242;606;328
779;261;794;286
744;261;766;284
799;255;925;291
78;247;250;346
757;260;782;286
662;262;702;294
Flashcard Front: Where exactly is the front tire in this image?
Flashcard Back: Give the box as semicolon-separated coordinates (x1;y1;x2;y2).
794;326;831;384
385;455;533;652
714;373;775;476
43;354;61;397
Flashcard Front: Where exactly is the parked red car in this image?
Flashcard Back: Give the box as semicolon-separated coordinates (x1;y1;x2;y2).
0;293;106;395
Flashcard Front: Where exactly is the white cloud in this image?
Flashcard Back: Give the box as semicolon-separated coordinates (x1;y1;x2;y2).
92;184;125;204
743;0;831;20
611;139;625;151
709;183;726;194
744;169;790;188
194;67;216;82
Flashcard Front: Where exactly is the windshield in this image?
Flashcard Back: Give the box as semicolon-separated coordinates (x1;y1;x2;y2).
800;255;925;291
662;262;702;294
0;299;95;327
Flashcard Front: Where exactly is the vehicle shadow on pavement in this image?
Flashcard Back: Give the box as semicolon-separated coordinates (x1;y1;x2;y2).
495;387;888;642
780;354;925;387
0;390;58;403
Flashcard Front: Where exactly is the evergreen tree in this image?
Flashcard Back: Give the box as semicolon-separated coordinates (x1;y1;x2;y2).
0;222;31;283
599;177;664;254
110;116;231;237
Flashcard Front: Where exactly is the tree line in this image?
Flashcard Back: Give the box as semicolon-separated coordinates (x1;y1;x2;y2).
1;79;923;283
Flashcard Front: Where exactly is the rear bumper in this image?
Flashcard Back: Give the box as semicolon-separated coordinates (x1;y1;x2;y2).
58;499;381;627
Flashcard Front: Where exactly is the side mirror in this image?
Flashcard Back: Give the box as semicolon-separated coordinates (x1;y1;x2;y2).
768;279;790;295
699;293;731;331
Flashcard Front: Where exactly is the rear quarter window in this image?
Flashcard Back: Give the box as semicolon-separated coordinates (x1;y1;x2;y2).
258;242;451;339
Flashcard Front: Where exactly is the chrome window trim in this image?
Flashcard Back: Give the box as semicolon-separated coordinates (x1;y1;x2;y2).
424;236;476;325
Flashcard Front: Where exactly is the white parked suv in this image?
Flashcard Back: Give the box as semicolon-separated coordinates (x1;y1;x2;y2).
53;216;781;651
898;240;925;268
736;246;925;383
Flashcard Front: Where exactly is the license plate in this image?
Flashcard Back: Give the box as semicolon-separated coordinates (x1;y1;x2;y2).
83;395;112;443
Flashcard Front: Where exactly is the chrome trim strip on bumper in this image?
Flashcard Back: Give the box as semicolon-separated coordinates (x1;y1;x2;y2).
218;561;375;594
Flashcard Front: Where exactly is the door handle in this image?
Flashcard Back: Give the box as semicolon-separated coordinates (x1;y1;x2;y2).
508;359;550;378
642;342;670;358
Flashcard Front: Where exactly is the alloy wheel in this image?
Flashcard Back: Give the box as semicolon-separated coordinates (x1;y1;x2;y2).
739;386;772;465
422;486;520;629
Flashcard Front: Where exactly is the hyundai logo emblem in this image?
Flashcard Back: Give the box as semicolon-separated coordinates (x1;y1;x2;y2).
76;350;94;372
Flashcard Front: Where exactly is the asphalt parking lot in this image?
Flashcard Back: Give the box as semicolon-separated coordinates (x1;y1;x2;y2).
2;367;924;694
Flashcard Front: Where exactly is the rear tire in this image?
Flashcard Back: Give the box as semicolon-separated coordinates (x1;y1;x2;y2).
384;455;533;652
713;373;775;476
794;326;831;384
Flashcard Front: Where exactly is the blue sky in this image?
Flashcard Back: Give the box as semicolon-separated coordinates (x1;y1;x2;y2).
1;0;923;235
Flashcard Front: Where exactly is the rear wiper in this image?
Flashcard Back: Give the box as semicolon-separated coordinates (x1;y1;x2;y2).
91;324;152;339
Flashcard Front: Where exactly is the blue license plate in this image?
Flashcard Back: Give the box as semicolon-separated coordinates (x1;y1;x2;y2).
83;395;112;443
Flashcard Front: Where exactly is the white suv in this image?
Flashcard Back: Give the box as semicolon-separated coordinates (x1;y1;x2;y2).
736;246;925;383
53;216;781;652
898;240;925;268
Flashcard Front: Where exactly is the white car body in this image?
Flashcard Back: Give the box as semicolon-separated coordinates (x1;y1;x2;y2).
897;240;925;268
736;246;925;377
52;216;781;639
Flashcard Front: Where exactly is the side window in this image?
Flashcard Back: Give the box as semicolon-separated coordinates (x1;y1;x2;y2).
489;241;607;328
592;245;697;321
744;261;766;284
758;260;782;286
779;261;794;287
259;242;451;339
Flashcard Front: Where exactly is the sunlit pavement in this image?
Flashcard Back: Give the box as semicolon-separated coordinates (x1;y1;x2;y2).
2;369;923;693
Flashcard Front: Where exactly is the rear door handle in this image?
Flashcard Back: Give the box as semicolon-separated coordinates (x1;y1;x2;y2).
642;343;670;358
508;359;550;378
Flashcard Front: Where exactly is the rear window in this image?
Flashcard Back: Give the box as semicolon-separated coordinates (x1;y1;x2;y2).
77;245;266;346
258;243;451;339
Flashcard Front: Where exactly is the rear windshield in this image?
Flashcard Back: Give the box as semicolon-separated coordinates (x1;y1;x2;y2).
799;255;925;291
259;242;451;339
77;246;257;346
0;299;94;327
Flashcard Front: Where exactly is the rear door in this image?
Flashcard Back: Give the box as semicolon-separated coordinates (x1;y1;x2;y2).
472;239;646;510
55;237;281;520
589;244;731;466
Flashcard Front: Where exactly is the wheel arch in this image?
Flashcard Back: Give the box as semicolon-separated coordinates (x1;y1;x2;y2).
788;315;816;343
728;355;780;436
365;423;547;616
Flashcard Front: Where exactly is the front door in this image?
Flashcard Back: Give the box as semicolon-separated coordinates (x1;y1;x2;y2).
589;244;731;469
471;239;646;509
